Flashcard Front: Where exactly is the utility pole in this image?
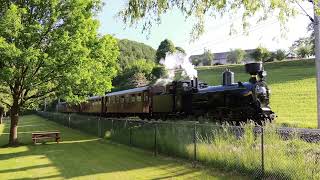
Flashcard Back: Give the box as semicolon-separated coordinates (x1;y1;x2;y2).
314;1;320;128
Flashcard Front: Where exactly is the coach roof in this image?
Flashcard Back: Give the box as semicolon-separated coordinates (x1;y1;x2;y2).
106;86;149;97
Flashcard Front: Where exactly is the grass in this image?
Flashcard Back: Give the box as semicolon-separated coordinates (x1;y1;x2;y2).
195;59;317;128
0;115;245;180
41;112;320;179
100;115;320;179
195;123;320;179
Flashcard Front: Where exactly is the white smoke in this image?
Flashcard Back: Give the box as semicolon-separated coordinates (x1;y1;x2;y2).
154;52;198;85
161;52;197;78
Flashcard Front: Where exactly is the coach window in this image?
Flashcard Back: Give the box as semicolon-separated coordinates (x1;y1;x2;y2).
137;94;141;102
120;96;124;103
131;95;136;102
125;95;129;103
145;94;149;102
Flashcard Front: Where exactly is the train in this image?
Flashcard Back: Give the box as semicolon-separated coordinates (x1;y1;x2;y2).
56;63;276;124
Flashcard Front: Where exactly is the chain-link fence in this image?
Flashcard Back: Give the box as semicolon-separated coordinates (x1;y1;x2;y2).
38;112;320;179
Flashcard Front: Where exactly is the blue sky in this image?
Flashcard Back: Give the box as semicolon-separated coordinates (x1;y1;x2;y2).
98;0;314;55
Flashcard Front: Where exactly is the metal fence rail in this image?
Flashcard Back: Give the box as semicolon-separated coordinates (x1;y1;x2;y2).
38;112;320;179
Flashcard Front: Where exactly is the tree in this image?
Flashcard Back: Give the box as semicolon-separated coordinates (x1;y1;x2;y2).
289;22;314;58
119;0;298;40
250;46;271;62
156;39;176;62
151;66;167;79
113;59;155;89
274;49;287;61
203;49;214;66
227;49;245;64
0;1;119;145
296;46;312;58
0;105;4;124
129;73;149;88
175;46;186;54
191;58;201;66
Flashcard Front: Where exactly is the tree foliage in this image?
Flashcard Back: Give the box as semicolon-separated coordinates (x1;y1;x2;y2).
190;49;214;66
118;0;298;40
0;0;119;145
227;49;245;64
113;59;155;89
289;22;314;59
250;46;271;62
274;49;287;61
118;39;156;69
175;46;186;54
156;39;176;62
129;72;149;88
296;46;312;58
203;49;214;66
151;66;167;79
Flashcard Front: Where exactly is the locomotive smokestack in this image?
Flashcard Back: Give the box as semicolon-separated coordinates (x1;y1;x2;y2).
191;79;194;87
245;63;263;75
245;62;265;83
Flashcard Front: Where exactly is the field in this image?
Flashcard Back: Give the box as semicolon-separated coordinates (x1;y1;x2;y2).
40;112;320;179
196;59;316;128
0;115;243;180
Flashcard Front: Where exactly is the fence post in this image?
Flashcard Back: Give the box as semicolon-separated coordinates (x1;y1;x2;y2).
261;126;265;178
129;122;132;146
100;117;104;138
154;123;157;156
193;123;197;164
68;113;71;128
97;117;100;137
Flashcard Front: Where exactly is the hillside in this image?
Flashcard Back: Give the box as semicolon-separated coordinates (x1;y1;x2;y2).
118;39;156;69
196;59;316;128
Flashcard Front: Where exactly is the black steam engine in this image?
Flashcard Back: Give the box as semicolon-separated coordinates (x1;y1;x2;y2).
57;63;275;124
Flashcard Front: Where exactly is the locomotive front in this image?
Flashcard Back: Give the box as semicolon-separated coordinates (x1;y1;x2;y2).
244;63;275;122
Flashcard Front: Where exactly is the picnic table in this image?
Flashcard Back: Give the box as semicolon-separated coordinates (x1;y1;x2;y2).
32;131;61;144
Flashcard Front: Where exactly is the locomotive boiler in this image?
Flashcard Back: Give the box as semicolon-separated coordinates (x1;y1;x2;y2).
57;63;275;124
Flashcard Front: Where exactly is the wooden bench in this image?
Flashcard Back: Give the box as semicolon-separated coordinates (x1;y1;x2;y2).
32;131;61;144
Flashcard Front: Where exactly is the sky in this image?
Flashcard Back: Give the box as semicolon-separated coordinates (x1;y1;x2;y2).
98;0;314;55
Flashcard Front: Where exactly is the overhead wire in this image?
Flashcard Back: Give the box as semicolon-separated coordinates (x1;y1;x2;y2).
189;19;279;54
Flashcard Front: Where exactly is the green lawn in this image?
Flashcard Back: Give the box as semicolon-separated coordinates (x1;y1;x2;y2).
0;115;244;180
195;59;317;128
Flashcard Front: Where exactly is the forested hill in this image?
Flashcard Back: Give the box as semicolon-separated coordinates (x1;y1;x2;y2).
118;39;156;69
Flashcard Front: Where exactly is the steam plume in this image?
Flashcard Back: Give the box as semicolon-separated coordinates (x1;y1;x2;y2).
154;52;197;85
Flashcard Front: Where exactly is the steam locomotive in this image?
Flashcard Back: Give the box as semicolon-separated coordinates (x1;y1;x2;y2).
57;63;275;124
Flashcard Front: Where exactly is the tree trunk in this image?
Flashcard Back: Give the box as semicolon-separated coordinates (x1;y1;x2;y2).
0;106;3;124
0;113;3;124
9;99;20;145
